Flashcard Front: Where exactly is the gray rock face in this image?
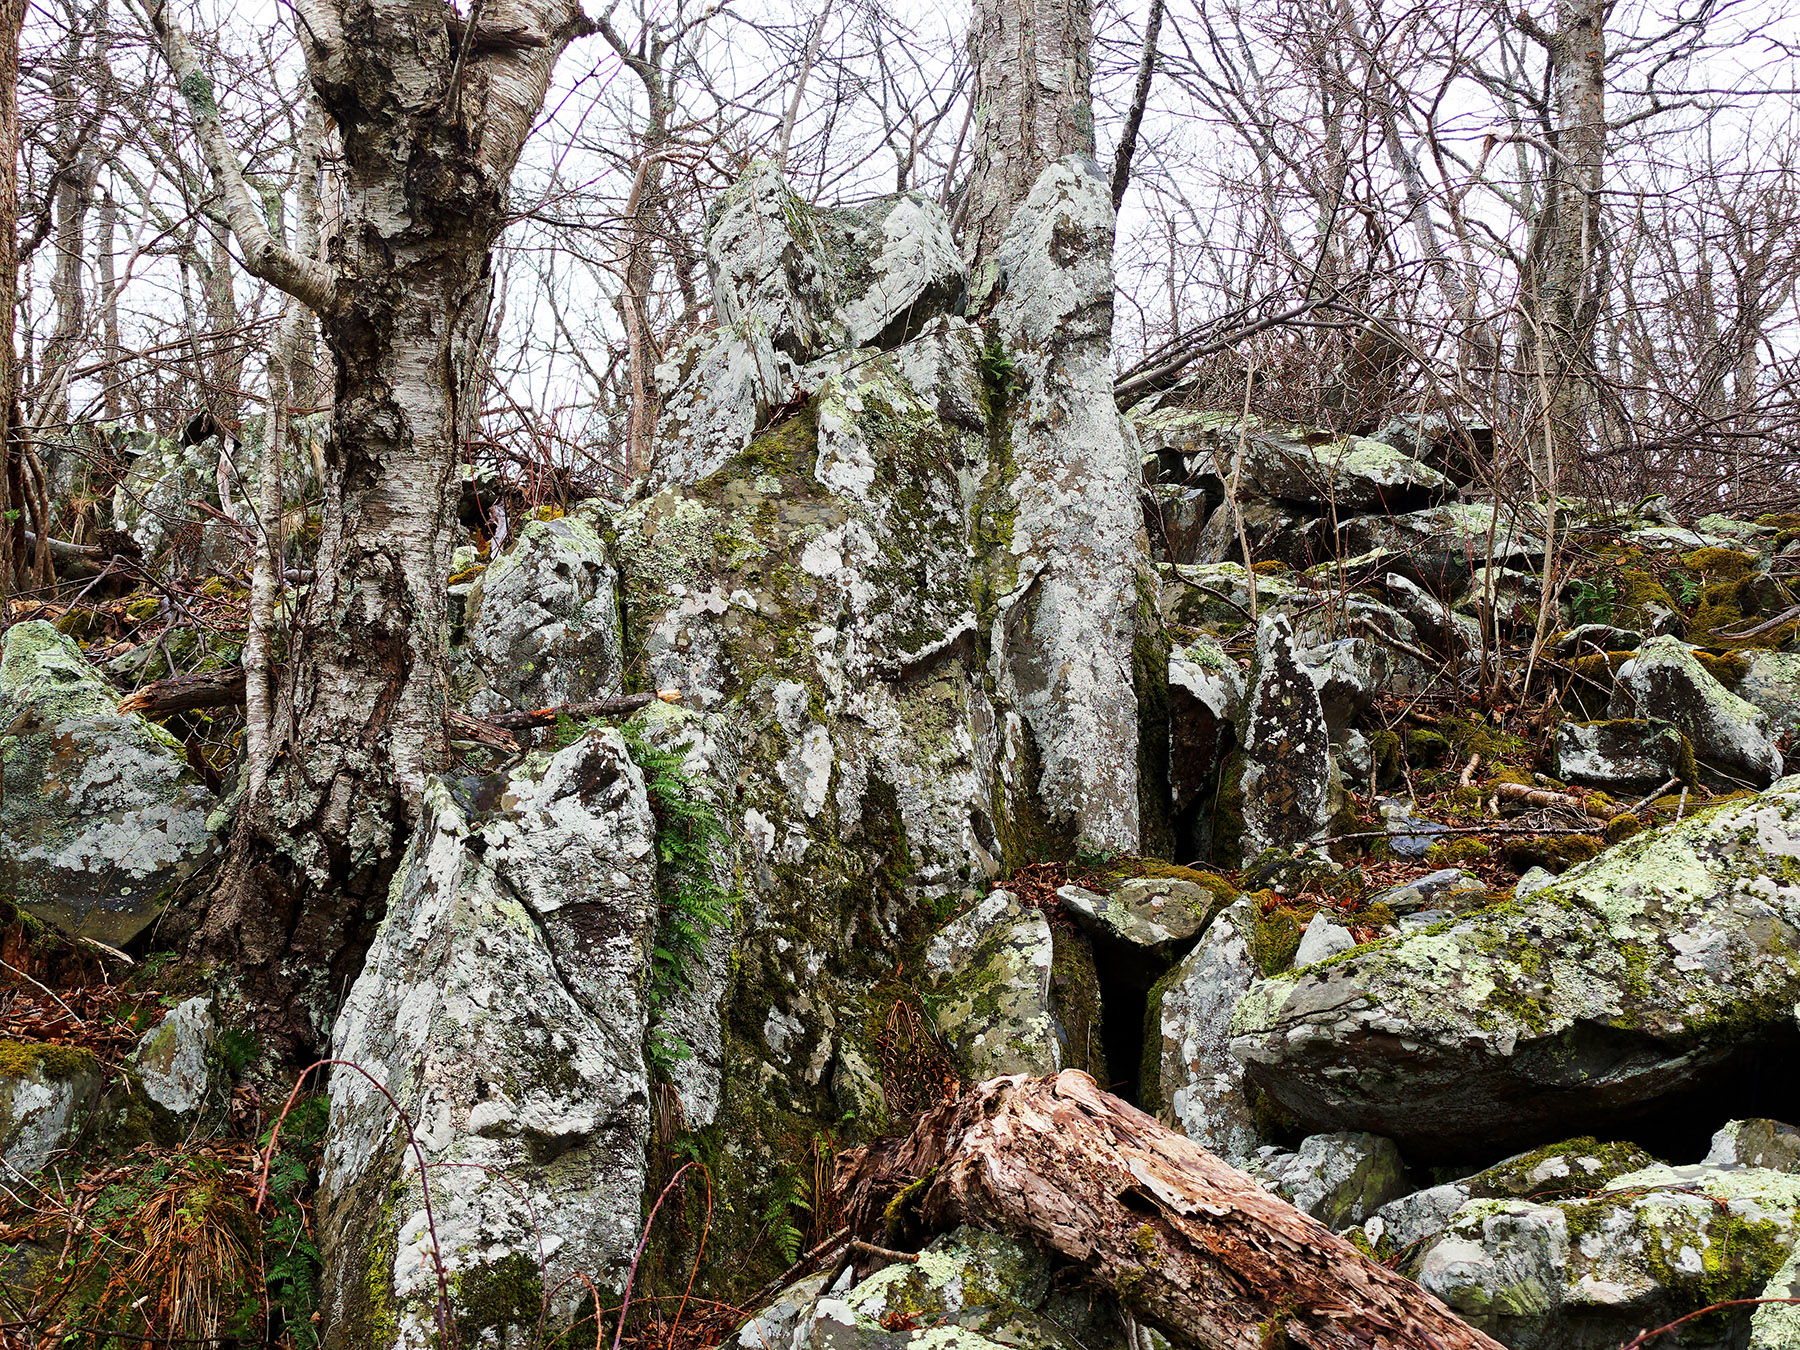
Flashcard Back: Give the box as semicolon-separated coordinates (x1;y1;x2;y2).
1252;1132;1410;1231
1230;775;1800;1157
1168;636;1244;819
1148;895;1262;1165
1553;623;1644;658
1338;504;1544;594
1415;1160;1800;1350
0;621;215;944
775;1225;1126;1350
1706;1118;1800;1172
0;1048;100;1174
991;157;1148;854
923;890;1060;1079
1554;718;1686;794
1056;874;1228;957
464;512;624;716
1610;635;1783;786
1739;649;1800;739
318;731;660;1348
132;996;216;1116
1293;912;1355;968
1241;613;1331;858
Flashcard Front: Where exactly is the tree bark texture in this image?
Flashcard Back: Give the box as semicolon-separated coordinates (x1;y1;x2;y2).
837;1072;1505;1350
0;0;26;599
152;0;592;1056
1521;0;1606;483
959;0;1097;299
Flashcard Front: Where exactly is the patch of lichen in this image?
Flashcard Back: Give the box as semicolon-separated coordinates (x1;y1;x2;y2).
1499;835;1603;875
1640;1207;1790;1339
1133;572;1177;860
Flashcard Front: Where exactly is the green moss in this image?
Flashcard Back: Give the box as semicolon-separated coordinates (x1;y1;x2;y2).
1425;838;1490;864
1616;569;1678;629
1049;930;1107;1083
1604;813;1645;845
1369;728;1400;788
1248;896;1316;977
1406;729;1450;769
1682;547;1756;580
1470;1137;1659;1200
454;1251;544;1341
0;1041;96;1079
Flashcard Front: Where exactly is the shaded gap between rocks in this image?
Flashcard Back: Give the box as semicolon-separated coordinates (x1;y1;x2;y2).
1087;931;1179;1107
1592;1032;1800;1165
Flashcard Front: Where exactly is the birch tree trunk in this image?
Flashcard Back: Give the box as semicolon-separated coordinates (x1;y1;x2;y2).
838;1072;1507;1350
151;0;594;1058
1520;0;1606;487
958;0;1097;300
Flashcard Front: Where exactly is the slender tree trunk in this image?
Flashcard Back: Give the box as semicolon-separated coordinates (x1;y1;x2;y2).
96;188;121;421
0;0;25;597
1520;0;1606;487
958;0;1096;300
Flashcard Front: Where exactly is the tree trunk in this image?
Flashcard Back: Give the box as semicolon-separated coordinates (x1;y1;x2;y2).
1520;0;1606;488
152;0;594;1060
958;0;1097;300
838;1072;1506;1350
0;0;23;597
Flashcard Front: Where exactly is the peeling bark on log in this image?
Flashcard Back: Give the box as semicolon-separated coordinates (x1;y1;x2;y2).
118;666;248;716
837;1071;1504;1350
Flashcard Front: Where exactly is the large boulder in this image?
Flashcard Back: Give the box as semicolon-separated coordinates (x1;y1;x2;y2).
317;730;660;1348
1231;775;1800;1157
1251;1132;1410;1231
463;511;624;716
1554;718;1688;795
0;621;215;944
1610;635;1782;787
1416;1159;1800;1349
1735;649;1800;739
1337;504;1544;596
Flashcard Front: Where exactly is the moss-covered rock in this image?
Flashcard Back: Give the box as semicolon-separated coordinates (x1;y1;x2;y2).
1610;635;1782;787
0;621;216;945
1230;775;1800;1157
922;890;1060;1079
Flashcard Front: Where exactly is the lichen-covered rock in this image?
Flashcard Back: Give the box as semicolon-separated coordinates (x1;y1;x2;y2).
0;621;215;944
1055;873;1230;957
990;157;1149;854
1610;635;1782;787
781;1226;1126;1350
1376;571;1483;655
1157;561;1303;634
1292;911;1355;968
1415;1161;1800;1349
1706;1119;1800;1173
1739;649;1800;738
1147;895;1262;1164
0;1043;100;1174
1169;636;1243;821
923;890;1060;1078
317;731;659;1349
131;996;216;1116
1554;718;1687;794
463;511;624;716
1230;775;1800;1157
1251;1132;1410;1231
1338;504;1544;594
1129;408;1452;511
1366;868;1486;916
1752;1242;1800;1348
1553;624;1645;658
1240;613;1331;858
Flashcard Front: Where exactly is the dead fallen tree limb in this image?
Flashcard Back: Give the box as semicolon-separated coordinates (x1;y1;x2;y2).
117;666;248;716
1491;778;1618;820
484;688;681;730
837;1071;1504;1350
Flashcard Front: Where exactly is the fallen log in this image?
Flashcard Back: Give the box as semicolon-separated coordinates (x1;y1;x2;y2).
837;1071;1503;1350
117;666;247;716
484;688;681;730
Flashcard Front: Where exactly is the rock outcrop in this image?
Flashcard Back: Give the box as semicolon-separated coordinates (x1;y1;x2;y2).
318;730;660;1347
0;621;215;944
1231;776;1800;1156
